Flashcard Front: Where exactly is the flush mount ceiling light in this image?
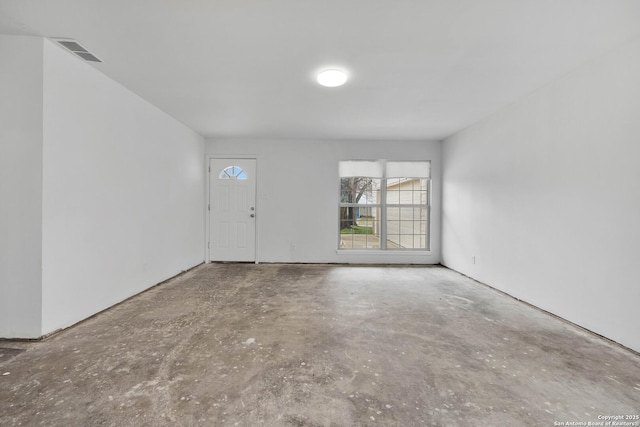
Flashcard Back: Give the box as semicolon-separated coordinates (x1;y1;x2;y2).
317;69;348;87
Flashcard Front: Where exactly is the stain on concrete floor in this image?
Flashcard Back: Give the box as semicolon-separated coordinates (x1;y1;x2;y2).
0;264;638;426
0;348;25;363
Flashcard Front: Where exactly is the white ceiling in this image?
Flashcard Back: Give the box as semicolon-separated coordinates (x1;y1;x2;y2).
2;0;640;141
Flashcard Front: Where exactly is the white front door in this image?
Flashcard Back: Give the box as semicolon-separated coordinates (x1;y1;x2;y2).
209;158;256;262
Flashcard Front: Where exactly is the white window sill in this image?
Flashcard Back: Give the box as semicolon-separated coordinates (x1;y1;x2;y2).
336;250;432;256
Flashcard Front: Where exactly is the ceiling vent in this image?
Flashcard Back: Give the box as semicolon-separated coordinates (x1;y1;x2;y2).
52;38;102;63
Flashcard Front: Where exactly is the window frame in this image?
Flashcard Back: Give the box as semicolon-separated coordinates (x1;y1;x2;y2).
338;160;431;251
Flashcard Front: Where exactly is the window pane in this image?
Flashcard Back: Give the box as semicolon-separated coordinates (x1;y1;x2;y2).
386;186;400;204
387;207;400;222
386;235;400;249
386;178;428;205
340;178;380;204
219;165;247;180
339;213;380;249
386;207;427;249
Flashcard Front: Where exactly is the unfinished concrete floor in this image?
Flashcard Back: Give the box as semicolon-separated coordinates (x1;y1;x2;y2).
1;264;639;426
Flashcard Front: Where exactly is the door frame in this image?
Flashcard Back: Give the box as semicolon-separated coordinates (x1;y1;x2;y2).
206;155;259;263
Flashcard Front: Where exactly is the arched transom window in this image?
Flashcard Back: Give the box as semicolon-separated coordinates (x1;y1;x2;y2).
219;166;247;180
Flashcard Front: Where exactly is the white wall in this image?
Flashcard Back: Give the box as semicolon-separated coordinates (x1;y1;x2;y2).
206;139;441;264
0;36;43;338
41;40;205;334
442;37;640;352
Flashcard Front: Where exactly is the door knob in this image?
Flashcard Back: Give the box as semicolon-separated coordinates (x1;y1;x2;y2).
250;213;255;218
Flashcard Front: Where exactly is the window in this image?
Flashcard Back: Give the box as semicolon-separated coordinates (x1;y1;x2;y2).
218;166;247;180
339;160;430;250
